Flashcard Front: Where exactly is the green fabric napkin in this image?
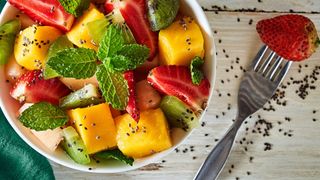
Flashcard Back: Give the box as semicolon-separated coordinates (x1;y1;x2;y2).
0;2;55;180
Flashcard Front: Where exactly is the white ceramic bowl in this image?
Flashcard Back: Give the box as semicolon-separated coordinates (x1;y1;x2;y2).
0;0;216;173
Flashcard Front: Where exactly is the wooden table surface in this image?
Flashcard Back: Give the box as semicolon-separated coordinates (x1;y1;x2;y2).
53;0;320;179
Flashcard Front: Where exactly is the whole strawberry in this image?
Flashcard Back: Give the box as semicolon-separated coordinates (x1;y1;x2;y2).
256;14;320;61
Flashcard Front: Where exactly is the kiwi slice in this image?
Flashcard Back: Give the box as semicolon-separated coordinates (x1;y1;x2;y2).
87;9;128;45
59;84;104;109
44;35;74;79
146;0;180;31
160;96;199;131
61;126;90;164
0;19;21;65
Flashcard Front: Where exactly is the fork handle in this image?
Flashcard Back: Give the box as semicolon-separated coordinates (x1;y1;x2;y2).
194;120;242;180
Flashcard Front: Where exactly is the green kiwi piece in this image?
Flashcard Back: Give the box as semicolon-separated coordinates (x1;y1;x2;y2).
87;9;127;45
44;35;74;79
0;19;21;65
146;0;180;31
59;84;104;109
160;96;199;131
61;126;91;164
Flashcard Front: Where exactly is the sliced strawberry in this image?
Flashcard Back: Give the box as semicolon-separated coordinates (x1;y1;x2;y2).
256;14;320;61
147;66;210;114
105;0;158;60
124;70;140;121
10;70;71;105
8;0;75;31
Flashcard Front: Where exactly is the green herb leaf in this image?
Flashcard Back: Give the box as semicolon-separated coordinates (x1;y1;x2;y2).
98;24;127;61
44;36;74;79
96;64;129;110
190;56;205;85
106;44;149;72
95;149;134;166
58;0;90;17
19;102;68;131
47;48;97;79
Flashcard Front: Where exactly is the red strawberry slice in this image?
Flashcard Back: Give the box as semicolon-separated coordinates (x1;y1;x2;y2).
10;70;71;105
256;14;320;61
8;0;75;31
124;70;140;121
105;0;158;60
147;65;210;114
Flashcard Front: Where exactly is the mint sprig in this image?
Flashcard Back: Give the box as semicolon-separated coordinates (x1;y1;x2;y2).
47;48;97;79
106;44;150;72
19;102;68;131
95;149;134;166
98;24;130;61
44;36;74;79
98;24;149;72
96;65;129;110
190;56;205;85
58;0;90;17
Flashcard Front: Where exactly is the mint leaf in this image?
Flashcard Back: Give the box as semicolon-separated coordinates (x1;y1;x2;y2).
58;0;90;17
47;48;97;79
190;56;205;85
98;25;126;60
106;44;149;72
44;36;74;79
95;149;134;166
19;102;68;131
96;64;129;110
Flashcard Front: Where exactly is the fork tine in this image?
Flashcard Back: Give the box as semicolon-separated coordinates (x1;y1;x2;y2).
258;52;276;73
273;61;292;83
252;45;268;71
265;56;283;79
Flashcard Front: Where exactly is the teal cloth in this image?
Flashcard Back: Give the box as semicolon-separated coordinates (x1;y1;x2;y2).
0;2;55;180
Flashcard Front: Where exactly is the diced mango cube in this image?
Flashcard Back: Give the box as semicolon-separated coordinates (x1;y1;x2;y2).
66;4;104;51
68;103;117;154
14;25;62;70
159;17;204;65
115;108;172;158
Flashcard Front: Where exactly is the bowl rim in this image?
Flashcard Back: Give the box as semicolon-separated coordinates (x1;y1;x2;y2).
0;0;217;173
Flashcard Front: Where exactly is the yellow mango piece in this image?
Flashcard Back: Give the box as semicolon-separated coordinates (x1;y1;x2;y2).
14;25;62;70
68;103;117;154
66;4;104;51
115;108;172;158
159;17;205;65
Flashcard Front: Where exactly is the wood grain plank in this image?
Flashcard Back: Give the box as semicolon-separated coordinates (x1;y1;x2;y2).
199;0;320;13
54;12;320;180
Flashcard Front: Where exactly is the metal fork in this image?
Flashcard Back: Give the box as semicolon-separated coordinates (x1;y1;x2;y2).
194;45;292;180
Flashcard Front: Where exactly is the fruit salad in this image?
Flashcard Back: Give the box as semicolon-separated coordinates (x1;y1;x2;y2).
1;0;210;166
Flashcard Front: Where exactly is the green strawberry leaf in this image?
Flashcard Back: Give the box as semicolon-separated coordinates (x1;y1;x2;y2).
96;64;129;110
98;24;127;61
44;36;74;79
58;0;90;17
95;149;134;166
19;102;68;131
106;44;149;72
190;56;205;85
47;48;97;79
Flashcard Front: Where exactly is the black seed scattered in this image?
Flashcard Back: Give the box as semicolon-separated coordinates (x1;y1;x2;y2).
214;138;219;142
162;160;166;163
205;145;210;148
192;156;197;160
88;168;92;170
218;39;222;43
204;133;209;136
237;17;240;22
249;156;254;163
247;171;251;175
